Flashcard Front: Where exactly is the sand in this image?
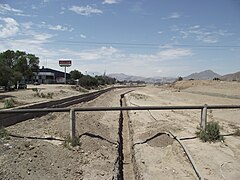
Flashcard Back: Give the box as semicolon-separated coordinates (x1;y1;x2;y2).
0;80;240;179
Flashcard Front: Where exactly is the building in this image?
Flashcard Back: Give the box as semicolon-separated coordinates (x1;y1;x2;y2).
36;66;70;84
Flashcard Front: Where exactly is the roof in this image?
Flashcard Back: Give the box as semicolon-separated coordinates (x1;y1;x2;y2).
37;68;70;78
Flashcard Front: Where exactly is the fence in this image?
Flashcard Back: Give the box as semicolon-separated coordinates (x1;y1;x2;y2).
1;104;240;143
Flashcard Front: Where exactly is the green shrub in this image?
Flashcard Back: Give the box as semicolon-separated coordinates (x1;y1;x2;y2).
4;98;14;108
32;88;53;99
64;135;81;148
0;127;9;138
196;121;224;142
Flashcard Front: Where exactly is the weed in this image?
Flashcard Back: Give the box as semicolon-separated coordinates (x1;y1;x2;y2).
64;135;81;148
0;127;9;139
196;121;224;142
32;88;53;99
32;88;41;97
47;92;53;99
4;98;15;108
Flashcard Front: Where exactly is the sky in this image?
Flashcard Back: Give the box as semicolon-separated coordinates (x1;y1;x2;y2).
0;0;240;77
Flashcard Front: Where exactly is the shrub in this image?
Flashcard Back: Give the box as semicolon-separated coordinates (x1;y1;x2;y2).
4;98;15;108
47;92;53;99
32;88;41;97
32;88;53;99
0;127;9;138
64;135;81;148
196;121;224;142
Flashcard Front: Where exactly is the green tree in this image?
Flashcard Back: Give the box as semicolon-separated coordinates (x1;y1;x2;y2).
70;70;83;80
0;61;12;89
0;50;39;89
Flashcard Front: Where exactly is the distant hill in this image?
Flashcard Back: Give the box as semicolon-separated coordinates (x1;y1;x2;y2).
184;70;221;80
107;73;176;83
220;71;240;81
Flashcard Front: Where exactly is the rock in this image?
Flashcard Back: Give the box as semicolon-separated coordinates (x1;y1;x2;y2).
29;145;35;150
3;143;12;149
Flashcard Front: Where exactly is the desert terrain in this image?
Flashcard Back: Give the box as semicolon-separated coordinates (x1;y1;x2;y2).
0;84;91;109
0;80;240;179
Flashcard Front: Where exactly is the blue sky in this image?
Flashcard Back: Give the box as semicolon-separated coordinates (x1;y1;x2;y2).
0;0;240;77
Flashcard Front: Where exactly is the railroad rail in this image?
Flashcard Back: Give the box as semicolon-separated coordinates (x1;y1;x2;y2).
0;87;115;127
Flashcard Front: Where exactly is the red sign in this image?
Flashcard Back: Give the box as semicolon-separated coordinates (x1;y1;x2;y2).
59;60;72;67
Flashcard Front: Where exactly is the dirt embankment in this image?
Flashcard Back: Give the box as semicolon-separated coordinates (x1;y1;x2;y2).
0;84;88;109
126;80;240;179
1;81;240;179
0;88;129;179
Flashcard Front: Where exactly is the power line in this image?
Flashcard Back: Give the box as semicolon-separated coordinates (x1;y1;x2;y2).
42;41;240;48
5;39;240;48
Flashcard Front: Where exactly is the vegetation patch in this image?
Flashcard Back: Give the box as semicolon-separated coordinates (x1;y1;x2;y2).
196;121;224;142
64;135;81;148
32;88;53;99
0;127;9;139
4;98;15;108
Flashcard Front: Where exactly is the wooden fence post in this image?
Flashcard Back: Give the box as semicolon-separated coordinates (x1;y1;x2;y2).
200;104;207;130
70;108;76;144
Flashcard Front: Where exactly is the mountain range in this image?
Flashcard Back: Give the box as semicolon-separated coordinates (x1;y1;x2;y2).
107;70;240;83
183;70;221;80
220;71;240;81
107;73;175;83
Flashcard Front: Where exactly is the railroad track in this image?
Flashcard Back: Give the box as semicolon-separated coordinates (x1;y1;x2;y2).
0;87;114;127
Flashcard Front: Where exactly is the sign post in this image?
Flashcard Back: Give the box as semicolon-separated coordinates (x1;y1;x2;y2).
59;60;72;84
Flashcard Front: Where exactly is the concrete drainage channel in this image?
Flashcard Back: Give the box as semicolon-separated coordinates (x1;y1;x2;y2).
117;92;138;180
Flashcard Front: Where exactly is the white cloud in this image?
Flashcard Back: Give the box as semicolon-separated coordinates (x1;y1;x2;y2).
162;12;181;20
59;46;119;60
102;0;120;4
48;25;73;31
69;5;103;16
80;34;86;38
172;25;233;44
0;17;19;38
33;33;53;41
157;31;163;34
0;3;22;14
0;3;29;16
157;48;192;60
21;22;34;30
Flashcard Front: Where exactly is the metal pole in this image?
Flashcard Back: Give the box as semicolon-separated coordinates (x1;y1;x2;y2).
64;66;66;84
200;104;207;130
70;108;76;144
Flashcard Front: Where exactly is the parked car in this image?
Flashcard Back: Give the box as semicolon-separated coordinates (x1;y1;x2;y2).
18;83;27;89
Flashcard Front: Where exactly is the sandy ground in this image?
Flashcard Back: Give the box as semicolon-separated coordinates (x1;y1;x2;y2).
0;80;240;180
0;88;129;179
0;84;89;109
126;80;240;179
